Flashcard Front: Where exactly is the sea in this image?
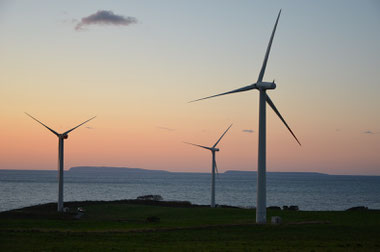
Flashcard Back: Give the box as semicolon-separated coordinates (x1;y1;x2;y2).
1;167;380;212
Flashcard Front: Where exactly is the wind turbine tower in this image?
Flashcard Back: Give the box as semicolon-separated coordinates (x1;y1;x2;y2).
185;124;232;207
190;10;300;223
26;113;96;212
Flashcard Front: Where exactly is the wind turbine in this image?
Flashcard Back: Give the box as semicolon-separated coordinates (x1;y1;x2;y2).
189;10;300;223
25;113;96;212
184;124;232;208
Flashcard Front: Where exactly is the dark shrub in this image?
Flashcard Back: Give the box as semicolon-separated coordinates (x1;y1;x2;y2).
289;205;299;211
136;195;163;201
268;206;281;210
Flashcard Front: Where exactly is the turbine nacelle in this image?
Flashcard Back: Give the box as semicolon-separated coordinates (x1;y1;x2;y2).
211;148;220;152
255;81;276;90
60;134;69;139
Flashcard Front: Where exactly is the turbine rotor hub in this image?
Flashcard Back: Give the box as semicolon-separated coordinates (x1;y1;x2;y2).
60;134;68;139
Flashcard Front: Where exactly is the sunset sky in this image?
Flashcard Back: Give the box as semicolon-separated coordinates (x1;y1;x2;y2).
1;0;379;175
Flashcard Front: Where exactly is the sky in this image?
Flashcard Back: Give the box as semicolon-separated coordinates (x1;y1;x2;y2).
0;0;379;175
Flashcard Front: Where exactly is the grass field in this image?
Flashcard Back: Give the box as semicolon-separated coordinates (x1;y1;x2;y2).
1;200;379;251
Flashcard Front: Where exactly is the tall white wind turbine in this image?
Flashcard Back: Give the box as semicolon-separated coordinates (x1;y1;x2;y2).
189;10;300;223
184;124;232;208
25;113;96;212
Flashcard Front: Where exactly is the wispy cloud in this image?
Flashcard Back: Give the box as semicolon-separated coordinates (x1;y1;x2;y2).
86;126;94;130
157;126;175;132
242;129;254;133
363;130;376;135
75;10;137;31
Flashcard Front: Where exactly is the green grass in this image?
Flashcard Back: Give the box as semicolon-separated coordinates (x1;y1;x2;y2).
0;200;379;251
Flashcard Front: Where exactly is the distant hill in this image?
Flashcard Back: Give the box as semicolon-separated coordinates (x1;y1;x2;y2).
69;166;170;174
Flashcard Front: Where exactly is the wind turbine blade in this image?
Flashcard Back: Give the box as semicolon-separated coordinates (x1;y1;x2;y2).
63;116;96;135
257;9;281;82
214;159;219;175
183;142;212;151
213;124;233;148
25;112;59;136
265;94;301;146
189;84;257;103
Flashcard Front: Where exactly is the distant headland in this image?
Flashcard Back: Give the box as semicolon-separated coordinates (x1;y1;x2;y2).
69;166;170;173
68;166;328;176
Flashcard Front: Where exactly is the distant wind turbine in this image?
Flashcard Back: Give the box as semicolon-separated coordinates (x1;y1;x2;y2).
184;124;232;208
189;10;300;223
25;113;96;212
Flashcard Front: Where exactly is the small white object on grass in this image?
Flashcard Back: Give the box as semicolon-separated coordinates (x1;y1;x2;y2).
271;216;282;224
